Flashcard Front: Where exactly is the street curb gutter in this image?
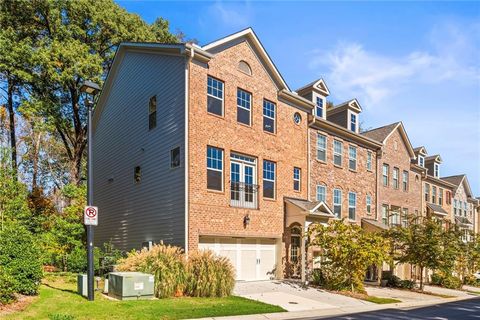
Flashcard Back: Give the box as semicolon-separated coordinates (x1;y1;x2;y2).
190;295;478;320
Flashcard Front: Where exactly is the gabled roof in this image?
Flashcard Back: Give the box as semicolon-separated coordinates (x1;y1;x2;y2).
285;198;334;216
425;155;442;163
202;27;290;91
361;122;416;158
455;216;473;227
413;146;428;156
441;174;473;197
296;78;330;96
427;203;448;216
329;99;362;113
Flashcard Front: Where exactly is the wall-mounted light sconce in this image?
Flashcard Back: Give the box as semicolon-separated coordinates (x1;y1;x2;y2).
243;214;250;228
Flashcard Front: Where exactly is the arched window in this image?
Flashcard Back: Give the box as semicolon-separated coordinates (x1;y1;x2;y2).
290;227;301;263
238;60;252;75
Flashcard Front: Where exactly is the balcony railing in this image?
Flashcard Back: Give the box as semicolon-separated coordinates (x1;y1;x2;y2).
230;181;258;209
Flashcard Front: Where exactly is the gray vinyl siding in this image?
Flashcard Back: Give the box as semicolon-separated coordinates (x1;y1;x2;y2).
327;110;348;129
93;50;186;251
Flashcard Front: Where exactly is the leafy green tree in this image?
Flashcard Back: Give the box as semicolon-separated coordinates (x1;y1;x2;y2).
308;219;390;292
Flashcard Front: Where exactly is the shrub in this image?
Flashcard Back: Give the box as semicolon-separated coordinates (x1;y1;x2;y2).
117;244;187;298
463;274;479;286
0;268;16;305
186;250;235;297
65;246;101;273
431;273;462;289
0;224;43;295
398;280;415;289
385;275;402;288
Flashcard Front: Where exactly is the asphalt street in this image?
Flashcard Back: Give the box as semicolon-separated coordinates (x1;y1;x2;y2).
316;297;480;320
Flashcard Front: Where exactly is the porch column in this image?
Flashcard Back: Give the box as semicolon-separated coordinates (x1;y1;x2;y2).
302;221;312;283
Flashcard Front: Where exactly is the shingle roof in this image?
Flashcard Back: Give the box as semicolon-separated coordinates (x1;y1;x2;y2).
427;203;448;215
285;198;334;216
441;174;465;187
361;218;388;231
455;216;473;226
361;122;400;143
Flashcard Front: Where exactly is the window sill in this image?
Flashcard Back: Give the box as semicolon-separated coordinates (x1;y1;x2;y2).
237;122;253;129
263;197;277;202
348;168;357;173
263;130;277;136
207;111;225;120
333;164;343;169
315;159;327;165
207;189;225;195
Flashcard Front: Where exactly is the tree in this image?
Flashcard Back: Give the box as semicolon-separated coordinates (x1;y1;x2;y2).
308;219;390;292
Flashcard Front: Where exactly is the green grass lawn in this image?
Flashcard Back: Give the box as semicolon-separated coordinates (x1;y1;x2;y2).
363;296;401;304
4;274;284;320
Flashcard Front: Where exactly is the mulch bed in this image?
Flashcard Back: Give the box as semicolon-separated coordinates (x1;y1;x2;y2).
0;294;37;316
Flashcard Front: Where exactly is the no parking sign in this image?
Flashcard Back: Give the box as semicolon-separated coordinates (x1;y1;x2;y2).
84;206;98;226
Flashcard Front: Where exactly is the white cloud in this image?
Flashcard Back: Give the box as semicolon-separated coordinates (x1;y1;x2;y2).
309;21;480;108
200;1;254;30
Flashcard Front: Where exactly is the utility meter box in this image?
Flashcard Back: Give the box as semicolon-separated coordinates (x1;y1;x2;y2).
108;272;154;300
77;274;88;297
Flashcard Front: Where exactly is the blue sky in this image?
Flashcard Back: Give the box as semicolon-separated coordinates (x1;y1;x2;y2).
118;0;480;195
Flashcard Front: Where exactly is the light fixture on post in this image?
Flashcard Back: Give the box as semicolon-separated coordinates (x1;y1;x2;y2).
80;80;101;301
243;214;251;228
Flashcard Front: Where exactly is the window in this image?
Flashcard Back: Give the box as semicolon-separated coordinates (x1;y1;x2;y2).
382;164;389;186
446;191;452;205
263;100;276;133
134;166;141;183
230;153;257;209
424;183;430;202
393;168;399;189
237;89;251;125
207;146;223;191
348;192;356;220
402;170;408;191
348;146;357;171
333;140;343;166
149;95;157;130
263;160;276;199
316;96;324;118
317;185;326;202
418;155;425;167
238;60;252;75
382;205;389;225
434;163;440;178
316;134;327;162
432;186;437;204
207;76;224;116
391;209;400;225
290;227;301;263
294;112;302;125
367;151;372;171
333;189;342;218
439;188;443;205
464;202;468;217
170;147;180;168
366;195;372;214
350;113;357;132
402;208;409;228
454;199;458;215
293;167;301;191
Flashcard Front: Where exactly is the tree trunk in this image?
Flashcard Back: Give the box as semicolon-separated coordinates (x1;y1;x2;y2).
7;79;17;180
31;128;42;191
419;266;424;291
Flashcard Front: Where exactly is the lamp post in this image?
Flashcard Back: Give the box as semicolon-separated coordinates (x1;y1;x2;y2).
80;80;101;301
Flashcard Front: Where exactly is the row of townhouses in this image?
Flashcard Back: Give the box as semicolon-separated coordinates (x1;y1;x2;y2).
92;28;479;282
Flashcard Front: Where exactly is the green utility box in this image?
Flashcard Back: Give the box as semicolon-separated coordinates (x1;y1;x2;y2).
108;272;155;300
77;274;88;297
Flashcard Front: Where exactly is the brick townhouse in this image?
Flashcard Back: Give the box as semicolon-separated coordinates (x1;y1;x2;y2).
92;27;479;283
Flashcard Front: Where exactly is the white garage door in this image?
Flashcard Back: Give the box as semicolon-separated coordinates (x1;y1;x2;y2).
199;237;277;281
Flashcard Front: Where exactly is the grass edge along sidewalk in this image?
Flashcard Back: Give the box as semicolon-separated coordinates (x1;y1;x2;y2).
3;274;284;320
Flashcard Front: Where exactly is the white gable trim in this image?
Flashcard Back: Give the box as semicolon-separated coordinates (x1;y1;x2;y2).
383;122;416;158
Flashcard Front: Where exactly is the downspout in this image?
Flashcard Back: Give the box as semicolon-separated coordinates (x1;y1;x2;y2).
184;48;193;255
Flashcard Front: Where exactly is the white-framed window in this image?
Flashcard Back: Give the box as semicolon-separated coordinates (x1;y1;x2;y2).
263;160;276;199
434;163;440;178
207;146;223;191
290;227;301;263
317;185;326;202
439;188;443;205
333;140;343;166
237;88;251;125
402;208;408;228
348;146;357;171
348;192;356;220
333;189;342;218
382;164;389;186
207;76;224;116
316;96;324;118
464;202;468;217
263;99;276;133
382;205;389;225
424;183;430;202
367;151;372;171
432;186;437;204
230;153;257;209
149;95;157;130
418;155;425;167
393;167;399;189
402;170;408;192
454;199;458;215
350;113;357;132
316;134;327;162
366;194;372;214
293;167;301;191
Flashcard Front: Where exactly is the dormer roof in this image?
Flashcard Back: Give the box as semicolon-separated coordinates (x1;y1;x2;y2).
413;146;428;156
202;27;290;91
425;154;442;163
361;121;416;158
296;78;331;96
327;99;362;116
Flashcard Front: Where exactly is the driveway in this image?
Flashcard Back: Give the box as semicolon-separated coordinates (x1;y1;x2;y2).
234;281;372;312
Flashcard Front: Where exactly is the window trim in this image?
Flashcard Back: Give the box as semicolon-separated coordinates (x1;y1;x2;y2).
315;96;324;118
348;192;356;221
418;155;425;167
402;170;409;192
382;164;389;187
333;188;342;218
366;194;372;214
434;163;440;178
333;140;343;167
206;146;224;191
382;205;389;225
263;160;276;199
393;167;399;189
348;145;357;171
316;184;326;202
207;75;224;117
367;151;372;171
262;99;276;134
316;133;327;162
293;167;301;192
236;88;252;126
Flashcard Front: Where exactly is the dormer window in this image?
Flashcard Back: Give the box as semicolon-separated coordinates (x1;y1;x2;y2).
315;96;324;118
434;163;440;178
418;155;425;167
350;113;357;132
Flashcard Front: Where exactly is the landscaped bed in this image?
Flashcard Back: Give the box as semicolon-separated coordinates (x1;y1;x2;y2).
2;274;284;320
